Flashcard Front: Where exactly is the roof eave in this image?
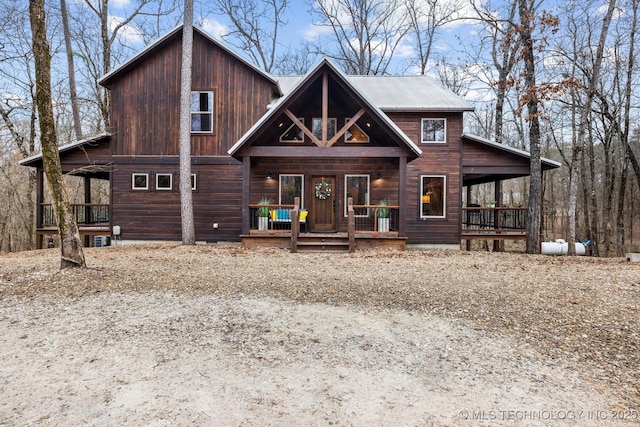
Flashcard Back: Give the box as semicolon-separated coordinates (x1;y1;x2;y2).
19;132;112;167
462;133;561;169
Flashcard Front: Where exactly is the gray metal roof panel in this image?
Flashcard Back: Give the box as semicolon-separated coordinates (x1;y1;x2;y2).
275;75;474;112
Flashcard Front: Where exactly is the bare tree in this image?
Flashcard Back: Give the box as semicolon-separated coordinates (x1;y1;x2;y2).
179;0;195;245
60;0;82;141
405;0;463;75
566;0;616;255
29;0;85;267
212;0;288;73
312;0;410;75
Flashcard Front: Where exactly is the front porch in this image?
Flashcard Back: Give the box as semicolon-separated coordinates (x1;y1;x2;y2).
36;203;111;248
242;197;406;252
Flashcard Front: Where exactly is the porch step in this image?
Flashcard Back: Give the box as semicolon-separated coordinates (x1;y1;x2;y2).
296;236;350;253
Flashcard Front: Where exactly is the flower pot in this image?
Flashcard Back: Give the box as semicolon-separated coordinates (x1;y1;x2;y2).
258;216;269;231
378;217;390;232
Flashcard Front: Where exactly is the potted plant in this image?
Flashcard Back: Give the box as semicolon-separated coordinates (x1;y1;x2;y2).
377;199;390;232
258;198;271;230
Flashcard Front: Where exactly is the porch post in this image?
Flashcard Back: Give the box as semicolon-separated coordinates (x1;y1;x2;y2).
398;156;407;237
84;175;91;246
465;184;472;251
36;168;44;249
493;180;502;252
242;156;251;235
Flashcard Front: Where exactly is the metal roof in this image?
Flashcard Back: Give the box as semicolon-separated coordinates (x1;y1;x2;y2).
19;133;112;166
275;75;474;112
229;58;423;158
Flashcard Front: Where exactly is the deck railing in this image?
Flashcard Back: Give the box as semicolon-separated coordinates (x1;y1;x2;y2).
39;204;110;228
462;206;527;232
351;204;400;233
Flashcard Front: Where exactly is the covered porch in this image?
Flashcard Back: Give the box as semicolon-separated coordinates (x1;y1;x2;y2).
241;197;406;252
461;134;561;250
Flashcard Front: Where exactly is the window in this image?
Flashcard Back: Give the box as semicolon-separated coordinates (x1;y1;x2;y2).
191;91;214;133
312;118;336;141
156;173;172;190
191;174;197;191
345;175;369;217
421;118;446;143
279;118;304;143
279;174;304;207
344;118;369;143
420;175;446;218
132;173;148;190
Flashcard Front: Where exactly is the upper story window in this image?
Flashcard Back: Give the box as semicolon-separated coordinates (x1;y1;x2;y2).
313;117;336;141
191;91;214;133
421;118;446;143
280;118;304;143
345;118;369;143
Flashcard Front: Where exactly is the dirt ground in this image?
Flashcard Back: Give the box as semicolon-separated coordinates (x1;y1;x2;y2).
0;244;638;426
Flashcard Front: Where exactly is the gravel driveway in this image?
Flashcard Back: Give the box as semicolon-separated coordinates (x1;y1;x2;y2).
1;244;638;425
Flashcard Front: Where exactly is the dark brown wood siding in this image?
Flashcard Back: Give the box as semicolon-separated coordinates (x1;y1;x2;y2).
111;157;243;242
249;158;399;231
387;112;463;245
108;31;274;157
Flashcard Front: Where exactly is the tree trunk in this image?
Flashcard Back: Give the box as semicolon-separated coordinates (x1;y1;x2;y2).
179;0;195;245
567;0;616;255
616;158;628;256
60;0;82;141
29;0;85;268
518;0;542;254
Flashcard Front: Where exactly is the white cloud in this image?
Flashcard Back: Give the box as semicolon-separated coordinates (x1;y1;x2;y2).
108;15;143;44
109;0;131;9
302;23;334;41
200;18;228;39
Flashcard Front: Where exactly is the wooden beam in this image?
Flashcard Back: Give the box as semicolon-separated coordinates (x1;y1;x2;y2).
284;109;321;146
242;156;251;235
327;109;365;147
398;156;407;237
245;146;410;158
322;72;328;146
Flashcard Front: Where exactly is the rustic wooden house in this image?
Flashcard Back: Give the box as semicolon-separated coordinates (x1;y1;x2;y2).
21;25;560;252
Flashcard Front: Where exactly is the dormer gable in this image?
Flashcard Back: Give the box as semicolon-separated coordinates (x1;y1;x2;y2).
229;58;422;159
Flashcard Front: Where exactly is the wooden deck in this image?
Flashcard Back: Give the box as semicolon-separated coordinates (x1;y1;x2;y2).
242;232;406;252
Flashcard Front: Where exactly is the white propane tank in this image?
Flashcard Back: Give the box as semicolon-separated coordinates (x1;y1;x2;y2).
541;239;586;255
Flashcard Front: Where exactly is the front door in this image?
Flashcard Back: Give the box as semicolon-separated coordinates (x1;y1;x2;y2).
311;176;336;232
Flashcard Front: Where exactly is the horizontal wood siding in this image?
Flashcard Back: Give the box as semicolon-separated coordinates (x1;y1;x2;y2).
387;112;463;245
462;139;531;174
111;157;242;242
108;31;274;157
249;158;398;231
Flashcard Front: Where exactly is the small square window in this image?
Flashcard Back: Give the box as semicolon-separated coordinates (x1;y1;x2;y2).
132;173;148;190
421;118;446;143
156;173;172;190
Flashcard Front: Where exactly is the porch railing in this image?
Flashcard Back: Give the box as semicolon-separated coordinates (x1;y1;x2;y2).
352;204;400;233
39;203;110;228
462;206;527;232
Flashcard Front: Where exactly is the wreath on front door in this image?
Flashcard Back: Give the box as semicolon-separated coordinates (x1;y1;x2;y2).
315;179;332;200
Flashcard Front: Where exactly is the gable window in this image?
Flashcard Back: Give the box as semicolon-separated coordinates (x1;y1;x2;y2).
420;175;446;218
191;91;214;133
132;173;149;190
312;118;336;141
279;174;304;207
421;118;446;143
279;118;304;143
345;175;369;217
344;118;369;143
156;173;172;190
